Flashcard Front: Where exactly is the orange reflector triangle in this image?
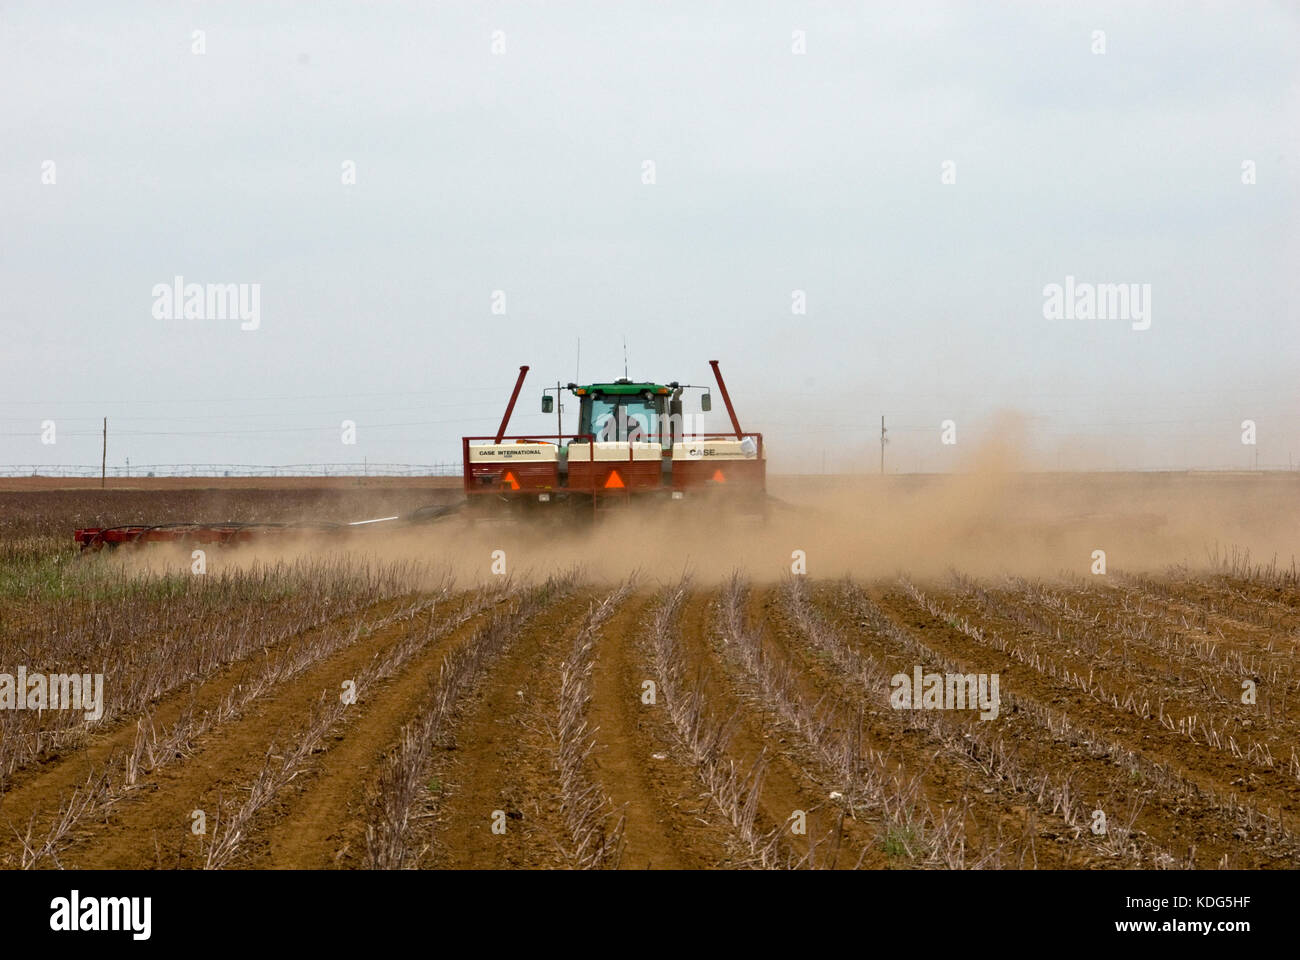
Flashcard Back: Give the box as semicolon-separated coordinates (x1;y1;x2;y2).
502;470;520;490
604;470;625;489
711;469;726;483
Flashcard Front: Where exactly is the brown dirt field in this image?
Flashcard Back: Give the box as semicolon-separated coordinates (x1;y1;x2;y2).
584;594;738;868
11;593;475;869
4;474;1299;869
233;595;502;869
0;595;418;844
760;585;1072;868
427;593;593;868
9;573;1300;870
0;482;462;539
868;582;1300;868
670;590;858;866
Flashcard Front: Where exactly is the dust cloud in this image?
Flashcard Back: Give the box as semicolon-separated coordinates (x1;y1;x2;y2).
113;430;1300;589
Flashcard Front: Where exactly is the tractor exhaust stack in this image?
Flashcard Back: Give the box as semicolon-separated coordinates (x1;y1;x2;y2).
495;365;529;442
709;360;744;439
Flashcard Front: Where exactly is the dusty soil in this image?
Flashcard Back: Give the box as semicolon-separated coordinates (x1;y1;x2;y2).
2;473;1298;869
3;571;1296;869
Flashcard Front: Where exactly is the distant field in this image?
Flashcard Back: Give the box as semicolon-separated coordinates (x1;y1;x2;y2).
0;475;463;492
0;482;461;540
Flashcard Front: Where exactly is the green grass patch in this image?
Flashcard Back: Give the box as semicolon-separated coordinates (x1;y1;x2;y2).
881;824;918;861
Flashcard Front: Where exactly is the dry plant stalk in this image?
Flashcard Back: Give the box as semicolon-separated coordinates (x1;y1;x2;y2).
205;577;549;870
553;582;634;869
642;578;782;868
364;572;581;869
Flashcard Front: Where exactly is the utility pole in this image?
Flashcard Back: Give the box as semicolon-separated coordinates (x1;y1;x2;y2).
555;381;563;441
101;418;107;488
880;416;887;475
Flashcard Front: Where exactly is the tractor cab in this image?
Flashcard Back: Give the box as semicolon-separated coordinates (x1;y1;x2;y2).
541;378;715;447
573;380;671;446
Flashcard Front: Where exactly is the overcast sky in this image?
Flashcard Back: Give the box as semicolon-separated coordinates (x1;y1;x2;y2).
2;0;1297;474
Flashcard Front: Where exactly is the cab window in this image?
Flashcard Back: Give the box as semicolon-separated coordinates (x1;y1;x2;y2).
585;396;658;442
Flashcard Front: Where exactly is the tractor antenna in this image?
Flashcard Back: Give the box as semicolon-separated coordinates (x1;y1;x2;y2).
575;336;580;383
623;336;628;379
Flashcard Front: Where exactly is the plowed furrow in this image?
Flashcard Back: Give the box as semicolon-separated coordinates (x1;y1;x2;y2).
679;584;880;868
1124;571;1300;635
425;593;593;868
587;592;736;868
928;581;1300;806
991;578;1300;748
0;594;417;802
764;581;1088;868
0;579;427;783
33;591;486;869
869;580;1300;868
967;579;1295;728
226;593;528;869
1021;576;1297;693
0;592;462;869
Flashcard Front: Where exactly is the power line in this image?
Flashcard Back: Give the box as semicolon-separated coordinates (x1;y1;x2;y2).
0;414;518;438
0;385;512;406
0;462;463;478
0;400;508;423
